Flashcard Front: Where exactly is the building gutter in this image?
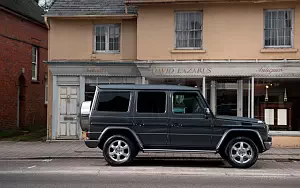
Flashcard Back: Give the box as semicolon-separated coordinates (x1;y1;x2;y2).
136;59;300;64
124;0;298;5
43;14;137;19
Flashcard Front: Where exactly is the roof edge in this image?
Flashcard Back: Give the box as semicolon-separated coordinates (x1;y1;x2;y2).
43;14;137;19
0;5;46;27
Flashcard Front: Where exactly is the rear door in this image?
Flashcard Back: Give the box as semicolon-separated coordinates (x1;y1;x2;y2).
133;90;169;149
89;89;134;139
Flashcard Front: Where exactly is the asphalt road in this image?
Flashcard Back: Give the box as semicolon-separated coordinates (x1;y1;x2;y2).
0;159;300;188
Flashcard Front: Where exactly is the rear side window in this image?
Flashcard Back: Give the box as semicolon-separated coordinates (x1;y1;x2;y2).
137;92;166;113
97;91;130;112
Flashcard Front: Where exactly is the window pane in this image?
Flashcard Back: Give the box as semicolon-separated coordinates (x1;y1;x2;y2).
97;92;130;112
96;42;100;51
32;64;36;78
173;93;203;114
109;25;120;51
195;39;201;48
32;47;36;62
95;26;106;51
137;92;166;113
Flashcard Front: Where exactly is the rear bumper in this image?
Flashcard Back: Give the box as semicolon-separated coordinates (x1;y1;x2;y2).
84;140;98;148
263;136;272;151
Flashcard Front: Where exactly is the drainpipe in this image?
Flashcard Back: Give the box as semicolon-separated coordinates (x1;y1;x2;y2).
251;77;255;118
44;16;50;29
137;59;300;64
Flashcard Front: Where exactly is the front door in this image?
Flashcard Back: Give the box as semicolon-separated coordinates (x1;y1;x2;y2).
169;91;214;150
58;86;79;139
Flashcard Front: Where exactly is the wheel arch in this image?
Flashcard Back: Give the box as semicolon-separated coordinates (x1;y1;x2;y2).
216;129;265;153
98;127;143;150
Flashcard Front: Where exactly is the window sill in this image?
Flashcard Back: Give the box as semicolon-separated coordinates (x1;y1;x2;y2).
269;131;300;137
171;49;206;54
31;80;40;84
260;48;298;53
92;51;120;54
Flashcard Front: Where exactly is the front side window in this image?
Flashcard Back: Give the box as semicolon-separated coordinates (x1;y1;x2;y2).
175;11;203;49
264;9;293;47
32;46;38;80
173;92;204;114
95;24;120;52
97;92;130;112
137;92;166;113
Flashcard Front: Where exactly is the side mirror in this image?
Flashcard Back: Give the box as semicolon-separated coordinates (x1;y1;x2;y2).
204;108;210;115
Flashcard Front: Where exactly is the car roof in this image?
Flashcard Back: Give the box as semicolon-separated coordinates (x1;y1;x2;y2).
96;84;199;91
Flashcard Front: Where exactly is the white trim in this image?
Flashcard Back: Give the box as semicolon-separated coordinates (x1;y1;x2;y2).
251;77;254;118
94;24;121;53
202;77;206;98
51;76;58;140
32;46;38;80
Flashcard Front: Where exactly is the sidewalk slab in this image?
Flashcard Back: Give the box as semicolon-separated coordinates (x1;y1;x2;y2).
0;141;299;160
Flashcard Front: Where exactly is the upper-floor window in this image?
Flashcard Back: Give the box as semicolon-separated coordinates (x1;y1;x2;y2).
94;24;120;53
175;11;203;49
32;46;38;80
264;9;293;48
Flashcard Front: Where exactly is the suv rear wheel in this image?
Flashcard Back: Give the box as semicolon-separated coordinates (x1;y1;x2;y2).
226;137;258;168
103;135;136;166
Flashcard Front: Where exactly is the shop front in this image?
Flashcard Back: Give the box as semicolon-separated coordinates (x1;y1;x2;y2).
137;60;300;147
47;62;142;140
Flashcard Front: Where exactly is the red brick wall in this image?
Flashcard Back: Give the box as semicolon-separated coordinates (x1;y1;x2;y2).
0;9;48;129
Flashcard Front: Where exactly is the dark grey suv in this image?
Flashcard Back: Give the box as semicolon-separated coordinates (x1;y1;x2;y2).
80;84;272;168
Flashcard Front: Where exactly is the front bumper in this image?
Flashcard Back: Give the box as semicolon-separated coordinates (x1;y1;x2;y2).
264;136;272;150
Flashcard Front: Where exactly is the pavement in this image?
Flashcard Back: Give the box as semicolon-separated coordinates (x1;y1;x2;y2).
0;141;300;160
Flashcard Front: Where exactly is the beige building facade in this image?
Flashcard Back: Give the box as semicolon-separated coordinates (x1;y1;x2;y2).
45;0;300;147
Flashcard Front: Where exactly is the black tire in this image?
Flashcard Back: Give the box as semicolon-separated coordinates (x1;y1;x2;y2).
225;137;258;168
103;135;136;166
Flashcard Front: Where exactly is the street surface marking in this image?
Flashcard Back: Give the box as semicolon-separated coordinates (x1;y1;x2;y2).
42;159;52;162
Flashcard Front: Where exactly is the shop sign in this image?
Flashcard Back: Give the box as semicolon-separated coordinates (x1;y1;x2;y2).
152;67;212;75
257;67;284;74
86;68;107;74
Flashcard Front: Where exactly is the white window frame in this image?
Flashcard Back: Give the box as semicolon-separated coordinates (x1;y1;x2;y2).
264;9;294;48
174;11;203;49
94;24;120;53
32;46;38;80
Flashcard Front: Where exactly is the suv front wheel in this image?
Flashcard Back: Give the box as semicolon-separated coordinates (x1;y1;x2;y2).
103;135;136;166
226;137;258;168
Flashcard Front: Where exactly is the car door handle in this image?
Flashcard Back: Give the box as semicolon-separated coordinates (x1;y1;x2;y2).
135;123;144;127
172;123;182;127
